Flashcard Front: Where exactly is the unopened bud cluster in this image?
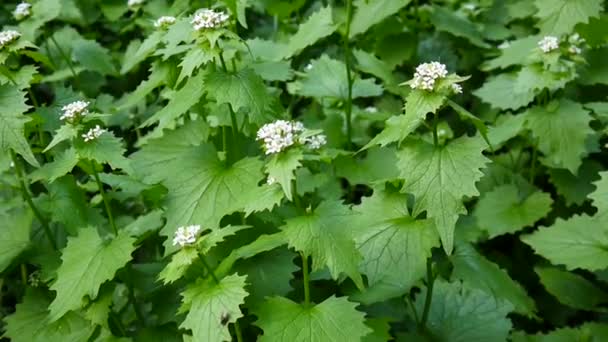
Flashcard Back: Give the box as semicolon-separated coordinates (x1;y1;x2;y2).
127;0;145;8
154;16;176;29
538;34;585;55
191;9;229;31
257;120;326;154
0;30;21;49
60;100;89;122
410;62;448;91
567;33;585;55
173;225;201;247
82;125;107;142
13;2;31;20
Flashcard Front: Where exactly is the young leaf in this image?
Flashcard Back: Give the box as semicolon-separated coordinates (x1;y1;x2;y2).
265;149;303;200
74;132;131;172
254;296;371;342
30;147;79;183
522;214;608;271
474;184;552;238
431;6;490;48
48;228;136;321
281;200;364;289
549;161;602;206
352;190;438;302
180;274;248;341
281;6;336;58
43;124;78;152
451;243;536;317
121;31;163;74
205;68;272;125
534;0;603;35
0;209;32;273
412;280;513;341
349;0;412;38
397;136;490;254
524;100;593;174
72;39;117;76
0;84;38;167
535;266;608;310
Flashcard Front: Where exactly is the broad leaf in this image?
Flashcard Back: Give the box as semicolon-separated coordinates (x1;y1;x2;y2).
265;149;303;200
431;6;490;48
281;6;336;58
255;296;371;342
349;0;412;37
72;39;117;75
49;228;135;321
0;209;32;273
74;132;131;172
30;147;79;183
535;266;608;310
397;136;490;254
534;0;603;35
511;322;608;341
0;84;38;166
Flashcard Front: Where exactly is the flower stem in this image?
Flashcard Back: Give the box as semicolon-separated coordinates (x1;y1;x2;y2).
218;52;240;163
343;0;354;150
11;152;57;250
90;161;117;235
419;258;435;331
234;320;244;342
432;112;439;147
199;254;220;284
50;36;78;80
301;252;310;306
529;138;538;184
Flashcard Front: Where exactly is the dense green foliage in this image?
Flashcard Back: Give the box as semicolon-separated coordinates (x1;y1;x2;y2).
1;0;608;341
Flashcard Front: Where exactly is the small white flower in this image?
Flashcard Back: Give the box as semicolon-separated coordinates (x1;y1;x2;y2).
60;100;89;121
305;134;327;150
305;63;313;71
0;30;21;49
28;270;40;287
410;61;448;91
127;0;144;8
82;125;107;142
568;33;585;45
9;161;15;168
256;120;303;154
462;3;476;11
451;83;462;94
568;46;582;54
365;106;378;113
13;2;31;20
498;41;511;49
438;129;447;137
266;176;276;185
154;16;176;29
191;8;229;31
538;36;559;53
173;225;201;247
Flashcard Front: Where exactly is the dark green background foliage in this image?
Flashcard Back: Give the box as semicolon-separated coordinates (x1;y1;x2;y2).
1;0;608;341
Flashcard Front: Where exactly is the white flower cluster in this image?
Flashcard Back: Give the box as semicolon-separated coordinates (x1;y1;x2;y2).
60;100;89;121
127;0;144;8
256;120;304;154
365;106;377;113
173;225;201;247
301;134;327;150
191;9;229;31
154;16;176;29
410;62;448;91
0;30;21;49
538;36;559;53
568;33;585;55
82;125;107;142
13;2;31;20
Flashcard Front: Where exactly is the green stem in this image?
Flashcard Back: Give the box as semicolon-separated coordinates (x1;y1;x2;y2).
199;254;220;284
128;280;145;326
301;252;310;306
419;258;435;330
292;179;302;210
432;112;439;147
50;36;78;79
218;53;240;163
406;295;419;325
90;161;117;235
11;152;57;250
20;264;27;285
234;320;244;342
529;139;538;184
343;0;354;150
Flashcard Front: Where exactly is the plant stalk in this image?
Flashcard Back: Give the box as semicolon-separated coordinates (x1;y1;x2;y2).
343;0;354;149
432;112;439;147
529;138;538;184
50;36;78;80
11;152;57;250
301;252;310;305
90;161;117;235
419;258;435;330
199;254;220;284
218;53;240;162
234;321;244;342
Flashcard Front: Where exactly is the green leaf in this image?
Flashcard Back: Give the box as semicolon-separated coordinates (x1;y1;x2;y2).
72;40;117;75
487;114;527;148
3;289;95;342
591;171;608;217
281;6;336;58
0;209;32;273
121;31;163;74
242;184;284;216
535;266;608;310
580;47;608;86
180;274;248;342
474;73;536;111
281;200;363;289
474;184;552;238
44;124;78;152
176;48;216;84
205;68;272;125
524;100;593;173
549;160;602;206
0;84;38;167
141;72;206;129
451;243;536;316
74;131;131;172
255;296;371;342
534;0;603;35
511;322;608;341
118;62;171;110
349;0;412;38
30;147;79;183
265;149;303;200
431;6;490;48
49;228;136;321
293;55;382;100
18;0;61;40
397;136;490;254
352;189;438;302
483;36;540;70
412;280;513;342
522;214;608;271
334;147;399;184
